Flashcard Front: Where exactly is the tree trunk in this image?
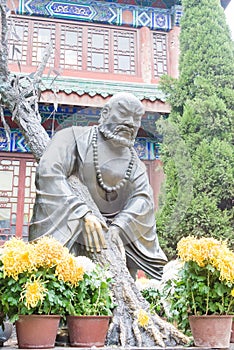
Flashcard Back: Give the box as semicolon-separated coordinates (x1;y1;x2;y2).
0;2;189;347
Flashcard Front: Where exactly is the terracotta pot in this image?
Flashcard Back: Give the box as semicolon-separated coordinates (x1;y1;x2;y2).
189;315;233;348
67;315;111;347
231;320;234;343
15;314;60;349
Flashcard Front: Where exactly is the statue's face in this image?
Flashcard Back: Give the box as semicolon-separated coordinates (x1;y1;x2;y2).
99;98;144;147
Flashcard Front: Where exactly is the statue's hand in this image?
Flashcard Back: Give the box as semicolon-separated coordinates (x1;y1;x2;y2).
108;225;126;261
83;213;107;252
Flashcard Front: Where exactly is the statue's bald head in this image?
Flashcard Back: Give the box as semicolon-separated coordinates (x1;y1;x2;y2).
98;92;145;147
99;92;145;125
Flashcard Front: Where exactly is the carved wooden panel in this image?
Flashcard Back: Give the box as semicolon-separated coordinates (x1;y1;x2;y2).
87;27;110;72
8;19;29;64
22;160;37;240
113;30;136;75
9;17;139;75
60;24;83;70
0;158;19;242
31;21;56;67
152;32;168;77
0;154;36;243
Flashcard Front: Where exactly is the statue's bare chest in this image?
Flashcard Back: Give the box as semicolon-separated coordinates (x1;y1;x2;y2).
82;142;133;213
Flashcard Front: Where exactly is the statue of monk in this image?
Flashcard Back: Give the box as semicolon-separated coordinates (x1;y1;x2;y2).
29;92;167;279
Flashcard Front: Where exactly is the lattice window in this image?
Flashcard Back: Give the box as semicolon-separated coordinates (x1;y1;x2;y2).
87;27;109;72
9;16;139;76
0;155;36;243
0;158;19;242
152;32;168;77
113;30;136;75
8;19;29;65
22;160;36;240
32;21;55;67
60;24;83;70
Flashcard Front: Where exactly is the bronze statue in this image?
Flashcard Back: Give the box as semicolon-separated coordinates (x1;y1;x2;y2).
29;92;167;279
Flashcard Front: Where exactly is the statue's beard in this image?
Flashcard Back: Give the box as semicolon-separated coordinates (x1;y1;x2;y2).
99;124;136;148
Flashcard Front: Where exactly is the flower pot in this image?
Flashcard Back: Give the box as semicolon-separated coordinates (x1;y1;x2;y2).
67;315;111;347
231;320;234;343
189;315;233;348
15;315;60;349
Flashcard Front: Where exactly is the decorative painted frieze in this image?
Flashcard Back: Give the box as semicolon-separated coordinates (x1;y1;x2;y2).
170;4;182;26
19;0;172;30
0;128;31;153
0;127;160;160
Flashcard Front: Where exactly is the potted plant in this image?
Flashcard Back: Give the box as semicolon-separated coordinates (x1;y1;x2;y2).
0;236;85;348
66;257;116;347
164;236;234;348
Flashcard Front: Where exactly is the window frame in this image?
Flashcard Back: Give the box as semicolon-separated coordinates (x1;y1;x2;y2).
8;15;141;78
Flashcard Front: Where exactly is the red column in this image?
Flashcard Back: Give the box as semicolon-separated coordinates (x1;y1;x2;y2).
139;26;152;83
167;26;180;79
144;159;165;212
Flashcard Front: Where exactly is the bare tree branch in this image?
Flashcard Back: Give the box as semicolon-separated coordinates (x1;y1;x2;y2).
0;5;51;160
0;0;10;81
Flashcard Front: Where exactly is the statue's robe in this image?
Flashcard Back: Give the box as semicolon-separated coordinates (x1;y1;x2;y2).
29;126;167;279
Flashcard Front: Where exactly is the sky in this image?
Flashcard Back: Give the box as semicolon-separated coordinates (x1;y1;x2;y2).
225;0;234;40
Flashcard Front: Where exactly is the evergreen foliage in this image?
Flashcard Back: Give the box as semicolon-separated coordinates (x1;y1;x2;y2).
156;0;234;260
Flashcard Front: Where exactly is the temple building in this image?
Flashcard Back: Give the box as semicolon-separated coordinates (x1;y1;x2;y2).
0;0;230;242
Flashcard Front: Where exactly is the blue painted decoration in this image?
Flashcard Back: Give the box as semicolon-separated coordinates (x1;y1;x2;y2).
0;127;160;160
19;0;171;30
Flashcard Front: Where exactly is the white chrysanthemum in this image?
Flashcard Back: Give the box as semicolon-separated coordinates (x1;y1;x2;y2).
135;277;160;291
135;277;148;291
75;256;96;273
161;259;184;284
147;279;161;290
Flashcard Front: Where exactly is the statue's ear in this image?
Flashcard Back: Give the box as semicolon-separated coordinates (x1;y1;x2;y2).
100;106;110;121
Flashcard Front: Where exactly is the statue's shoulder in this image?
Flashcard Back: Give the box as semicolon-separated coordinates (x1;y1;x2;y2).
72;125;91;134
132;148;146;172
50;126;93;148
135;157;147;175
71;126;93;140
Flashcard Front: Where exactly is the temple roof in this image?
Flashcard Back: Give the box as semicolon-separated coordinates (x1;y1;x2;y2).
38;77;170;112
40;77;166;101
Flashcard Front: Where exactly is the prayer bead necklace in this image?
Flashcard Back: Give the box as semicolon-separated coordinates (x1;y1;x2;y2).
92;126;135;193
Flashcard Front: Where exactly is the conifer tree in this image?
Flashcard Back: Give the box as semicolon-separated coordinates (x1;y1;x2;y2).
157;0;234;259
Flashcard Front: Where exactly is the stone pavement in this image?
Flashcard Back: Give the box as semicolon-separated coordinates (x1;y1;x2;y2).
2;345;234;350
2;337;234;350
2;327;234;350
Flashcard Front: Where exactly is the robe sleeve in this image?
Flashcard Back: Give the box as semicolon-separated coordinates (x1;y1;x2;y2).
29;127;91;244
112;160;167;278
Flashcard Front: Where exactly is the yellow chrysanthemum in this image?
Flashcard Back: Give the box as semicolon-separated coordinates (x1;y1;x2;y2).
1;238;35;279
231;289;234;297
178;236;222;267
137;309;149;328
33;236;69;268
21;276;48;309
177;236;234;283
210;245;234;283
56;254;85;286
